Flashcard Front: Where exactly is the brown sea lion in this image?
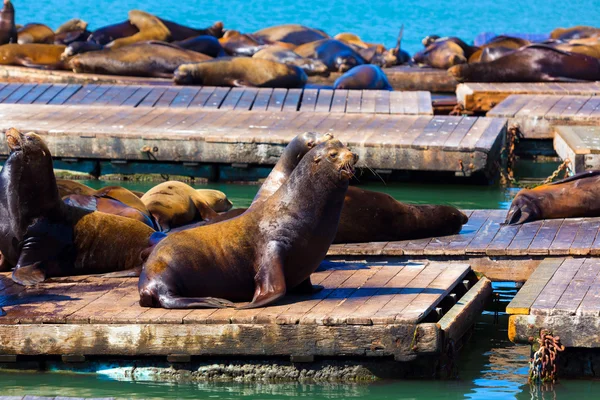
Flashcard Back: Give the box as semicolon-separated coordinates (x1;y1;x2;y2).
0;128;159;286
173;34;226;57
56;19;88;35
54;19;89;45
294;39;366;72
56;179;96;197
413;40;468;69
138;139;357;309
63;194;156;229
505;170;600;225
253;24;329;46
159;19;223;41
550;26;600;41
554;43;600;58
333;65;393;90
88;20;138;45
105;10;171;49
469;36;530;62
218;30;276;57
18;23;55;44
140;181;222;231
0;43;65;66
253;45;329;76
174;57;308;88
448;44;600;82
68;41;211;78
0;0;17;45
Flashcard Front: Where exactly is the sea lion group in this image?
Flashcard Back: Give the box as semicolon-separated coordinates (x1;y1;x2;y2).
0;129;468;310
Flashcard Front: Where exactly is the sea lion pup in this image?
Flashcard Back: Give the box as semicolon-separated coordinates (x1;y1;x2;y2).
253;24;329;46
138;139;358;309
17;23;55;44
0;43;66;67
68;41;211;78
105;10;171;49
505;170;600;225
333;65;393;90
140;181;226;231
551;26;600;41
0;129;158;286
0;0;16;45
173;57;308;88
448;44;600;82
294;39;366;72
173;35;226;57
252;45;329;76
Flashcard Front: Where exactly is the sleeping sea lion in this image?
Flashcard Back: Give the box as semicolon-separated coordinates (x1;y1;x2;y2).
469;36;530;63
56;179;96;197
0;0;17;45
54;19;89;45
294;39;366;72
505;170;600;225
219;30;269;57
68;41;211;78
448;44;600;82
253;24;329;46
174;57;307;88
253;45;329;76
173;34;226;57
105;10;171;49
333;65;393;90
550;26;600;41
159;19;223;41
17;23;54;44
138;139;358;309
0;43;65;66
413;39;468;69
88;20;138;45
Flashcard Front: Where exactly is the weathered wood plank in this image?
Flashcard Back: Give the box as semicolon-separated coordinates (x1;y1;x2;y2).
553;258;600;316
530;258;584;315
299;88;318;112
465;210;507;254
506;258;564;315
549;218;581;255
528;219;564;255
505;220;543;256
330;90;348;113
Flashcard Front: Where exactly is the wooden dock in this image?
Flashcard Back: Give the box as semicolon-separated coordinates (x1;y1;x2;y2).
0;262;491;365
0;82;433;115
0;64;458;93
487;94;600;139
328;211;600;282
457;83;600;113
0;104;505;179
508;257;600;348
553;126;600;173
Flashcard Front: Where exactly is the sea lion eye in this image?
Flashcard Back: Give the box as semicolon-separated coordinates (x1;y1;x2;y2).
307;141;314;147
329;151;338;158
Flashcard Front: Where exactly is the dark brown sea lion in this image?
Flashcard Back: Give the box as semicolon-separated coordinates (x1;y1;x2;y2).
448;44;600;82
413;39;469;69
105;10;171;49
138;139;357;309
253;45;329;76
469;36;530;62
159;19;223;41
173;34;226;57
0;128;159;286
253;24;329;46
87;20;138;45
174;57;308;88
294;39;366;72
477;46;516;63
17;23;55;44
140;181;226;231
54;19;89;45
68;41;211;78
0;43;65;66
505;170;600;225
333;65;393;90
550;26;600;41
218;30;271;57
0;0;17;45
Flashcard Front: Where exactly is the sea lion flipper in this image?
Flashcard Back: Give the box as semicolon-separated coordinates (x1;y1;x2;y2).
12;262;46;286
156;294;235;309
191;195;219;221
230;79;255;87
237;244;287;310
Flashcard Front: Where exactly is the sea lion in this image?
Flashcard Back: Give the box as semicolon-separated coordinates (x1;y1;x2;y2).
0;0;17;45
294;39;366;72
68;41;211;78
61;41;103;59
252;45;329;76
138;139;358;309
253;24;329;46
56;179;95;197
469;36;530;62
54;19;89;45
159;19;223;41
56;19;88;35
1;128;159;286
505;170;600;225
88;20;138;45
219;30;269;57
17;23;55;44
0;43;66;66
173;34;226;57
333;65;393;90
413;39;468;69
553;43;600;58
105;10;171;49
140;181;223;231
174;57;308;88
550;26;600;41
448;44;600;82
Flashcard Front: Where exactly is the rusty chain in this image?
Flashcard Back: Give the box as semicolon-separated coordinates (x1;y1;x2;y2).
539;159;572;186
529;329;565;384
141;146;170;181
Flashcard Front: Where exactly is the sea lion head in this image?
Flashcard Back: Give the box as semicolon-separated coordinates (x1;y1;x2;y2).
173;63;199;85
310;139;358;185
334;53;362;72
447;64;468;81
6;128;51;162
422;35;440;47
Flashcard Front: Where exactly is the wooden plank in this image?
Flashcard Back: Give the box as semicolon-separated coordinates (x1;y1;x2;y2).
374;90;390;114
488;94;531;117
137;87;167;107
416;91;432;115
505;220;543;256
219;87;245;110
345;90;362;113
251;88;273;111
570;218;600;255
549;218;581;255
474;117;506;151
32;84;67;104
314;89;333;112
442;116;477;150
0;83;22;102
528;219;564;255
553;258;600;315
282;88;302;112
78;85;112;105
359;91;377;114
506;258;564;315
205;87;231;109
267;88;287;112
189;86;216;108
443;209;492;255
96;86;129;106
402;91;420;115
47;84;83;105
389;91;405;114
121;87;152;107
330;90;348;113
577;260;600;316
458;117;493;150
465;210;507;254
530;258;584;315
169;87;200;108
411;116;455;149
234;88;259;110
16;83;51;104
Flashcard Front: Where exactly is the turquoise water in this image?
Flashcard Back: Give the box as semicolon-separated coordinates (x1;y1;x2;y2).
12;0;600;56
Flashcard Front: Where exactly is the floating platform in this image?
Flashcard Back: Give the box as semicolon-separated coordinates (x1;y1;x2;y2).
457;83;600;113
0;82;433;115
554;126;600;173
0;64;458;93
328;211;600;282
0;104;505;179
0;262;491;371
487;94;600;139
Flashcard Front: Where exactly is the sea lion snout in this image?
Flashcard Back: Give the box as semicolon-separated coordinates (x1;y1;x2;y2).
5;127;23;151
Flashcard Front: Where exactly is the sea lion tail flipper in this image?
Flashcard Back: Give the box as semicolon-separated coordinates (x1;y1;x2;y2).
156;294;236;309
236;244;287;310
505;198;535;225
230;79;256;87
15;57;66;71
191;195;219;221
12;262;47;286
100;267;142;278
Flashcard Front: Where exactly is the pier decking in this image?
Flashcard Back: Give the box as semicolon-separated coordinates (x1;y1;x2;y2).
457;83;600;113
0;83;434;115
0;104;505;178
487;94;600;139
553;126;600;173
0;262;490;363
